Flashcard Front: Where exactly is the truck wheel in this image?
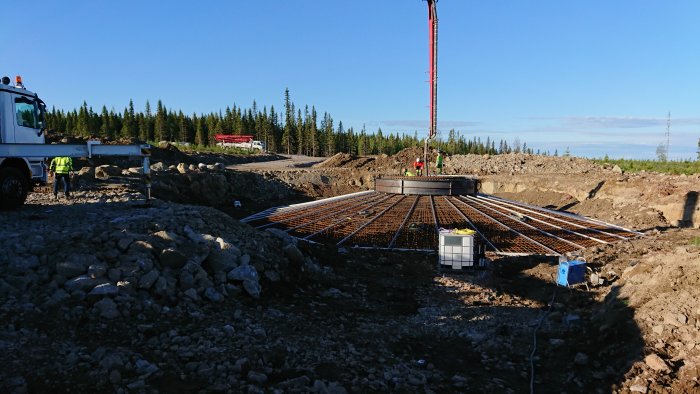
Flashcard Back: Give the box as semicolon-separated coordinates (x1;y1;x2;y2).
0;167;29;209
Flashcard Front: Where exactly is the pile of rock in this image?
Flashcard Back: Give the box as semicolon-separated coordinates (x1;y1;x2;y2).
445;153;608;175
313;148;612;177
0;187;336;392
0;198;316;317
66;161;297;207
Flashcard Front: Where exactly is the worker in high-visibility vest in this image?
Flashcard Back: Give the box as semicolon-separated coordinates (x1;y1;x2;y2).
49;156;74;200
436;150;444;175
402;168;415;177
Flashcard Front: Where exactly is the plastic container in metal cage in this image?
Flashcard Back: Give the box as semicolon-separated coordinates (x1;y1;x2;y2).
439;229;481;269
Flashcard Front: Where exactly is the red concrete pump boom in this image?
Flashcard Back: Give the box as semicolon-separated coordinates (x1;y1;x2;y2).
427;0;438;140
214;134;254;144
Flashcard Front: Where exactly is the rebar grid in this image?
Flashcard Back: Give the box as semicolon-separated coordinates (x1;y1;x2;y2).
472;195;610;246
478;194;638;241
244;188;641;255
447;196;550;254
391;196;439;249
247;193;382;229
309;194;405;244
458;196;579;254
344;195;420;247
294;194;397;240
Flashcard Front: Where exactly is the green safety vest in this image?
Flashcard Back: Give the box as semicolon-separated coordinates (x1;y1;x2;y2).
50;157;73;174
436;154;443;166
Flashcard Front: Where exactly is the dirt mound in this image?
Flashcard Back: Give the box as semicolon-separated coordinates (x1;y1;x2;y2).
314;152;355;168
580;228;700;393
315;148;611;177
315;148;433;175
390;147;432;167
149;143;193;164
444;153;607;175
0;185;327;392
313;153;375;169
4;146;700;393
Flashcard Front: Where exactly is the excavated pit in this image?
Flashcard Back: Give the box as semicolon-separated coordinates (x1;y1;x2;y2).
243;176;642;255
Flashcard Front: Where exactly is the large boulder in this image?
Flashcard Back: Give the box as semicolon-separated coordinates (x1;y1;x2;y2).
150;162;165;172
227;264;261;298
204;238;241;273
73;167;95;186
159;248;187;269
56;253;100;277
95;165;122;180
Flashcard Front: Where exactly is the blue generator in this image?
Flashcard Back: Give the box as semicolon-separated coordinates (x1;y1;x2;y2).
557;260;586;286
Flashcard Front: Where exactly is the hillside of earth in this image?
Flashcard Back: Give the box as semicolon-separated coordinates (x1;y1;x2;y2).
1;147;698;393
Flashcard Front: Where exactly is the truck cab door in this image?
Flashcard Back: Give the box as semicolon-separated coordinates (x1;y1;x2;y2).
12;95;45;144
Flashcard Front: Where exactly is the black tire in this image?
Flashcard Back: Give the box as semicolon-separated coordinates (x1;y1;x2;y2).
0;167;29;209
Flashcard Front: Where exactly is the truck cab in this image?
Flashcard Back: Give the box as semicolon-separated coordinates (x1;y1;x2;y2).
0;76;48;207
0;74;152;209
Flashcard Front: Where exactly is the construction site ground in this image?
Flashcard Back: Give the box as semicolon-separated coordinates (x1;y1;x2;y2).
1;147;699;393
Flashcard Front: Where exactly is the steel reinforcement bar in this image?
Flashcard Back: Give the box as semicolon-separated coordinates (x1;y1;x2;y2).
335;195;407;246
255;193;386;232
291;194;397;240
468;195;606;249
391;196;440;249
480;194;643;238
459;196;580;254
440;196;500;253
242;190;374;223
341;195;420;247
448;196;552;255
473;195;627;244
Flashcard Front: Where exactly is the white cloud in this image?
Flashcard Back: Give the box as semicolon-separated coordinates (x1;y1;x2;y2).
559;116;700;129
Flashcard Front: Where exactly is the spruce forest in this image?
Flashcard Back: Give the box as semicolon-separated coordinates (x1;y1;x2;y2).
45;89;534;157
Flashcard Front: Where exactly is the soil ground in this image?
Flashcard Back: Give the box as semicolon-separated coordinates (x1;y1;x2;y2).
1;149;699;393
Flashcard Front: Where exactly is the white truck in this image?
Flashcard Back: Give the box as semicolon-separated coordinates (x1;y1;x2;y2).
0;75;151;209
218;140;266;151
213;134;266;151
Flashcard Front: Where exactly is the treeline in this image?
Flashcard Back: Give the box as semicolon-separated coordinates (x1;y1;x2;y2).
45;88;536;157
593;158;700;175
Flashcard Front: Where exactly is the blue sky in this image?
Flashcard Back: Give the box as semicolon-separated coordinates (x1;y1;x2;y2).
3;0;699;159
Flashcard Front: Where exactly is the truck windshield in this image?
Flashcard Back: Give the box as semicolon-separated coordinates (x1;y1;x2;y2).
15;96;44;129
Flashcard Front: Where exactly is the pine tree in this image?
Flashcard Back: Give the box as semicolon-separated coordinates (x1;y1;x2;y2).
375;127;383;154
296;109;304;155
142;100;153;141
282;88;295;154
269;106;279;153
99;106;111;139
120;107;131;138
303;106;311;155
155;100;165;142
323;113;334;156
127;99;138;139
76;101;89;136
177;111;186;142
310;107;318;156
